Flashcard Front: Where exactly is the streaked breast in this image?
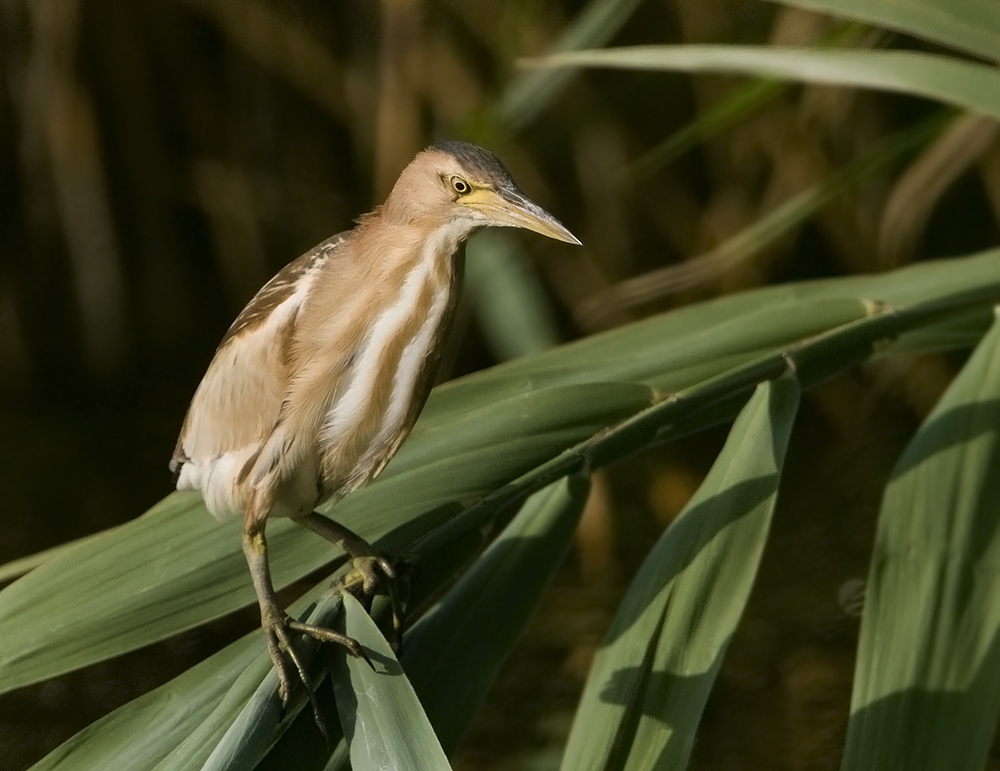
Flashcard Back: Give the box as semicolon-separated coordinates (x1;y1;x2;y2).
317;227;462;493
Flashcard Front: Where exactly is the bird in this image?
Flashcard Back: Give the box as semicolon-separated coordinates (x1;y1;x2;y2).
170;140;580;709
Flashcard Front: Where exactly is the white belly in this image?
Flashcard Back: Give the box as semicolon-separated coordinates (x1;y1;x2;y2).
178;447;320;521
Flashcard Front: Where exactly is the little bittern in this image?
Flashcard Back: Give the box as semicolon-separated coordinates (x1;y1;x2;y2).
171;141;580;706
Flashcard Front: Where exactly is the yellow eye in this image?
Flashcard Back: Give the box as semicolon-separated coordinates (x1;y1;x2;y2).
450;176;471;195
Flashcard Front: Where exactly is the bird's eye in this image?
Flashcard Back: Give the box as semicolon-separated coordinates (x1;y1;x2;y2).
450;176;471;195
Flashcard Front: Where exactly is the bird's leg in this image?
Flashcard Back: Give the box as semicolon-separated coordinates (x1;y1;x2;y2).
241;519;367;731
295;511;404;643
242;521;314;706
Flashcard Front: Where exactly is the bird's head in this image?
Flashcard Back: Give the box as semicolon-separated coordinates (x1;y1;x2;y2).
382;141;581;246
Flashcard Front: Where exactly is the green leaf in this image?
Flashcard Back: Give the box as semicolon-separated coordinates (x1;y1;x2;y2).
466;230;562;360
200;593;346;771
29;471;572;771
332;593;453;771
27;581;352;771
842;312;1000;770
0;382;652;696
530;47;1000;121
775;0;1000;62
560;376;800;771
258;474;592;769
469;248;1000;393
27;635;265;771
13;250;1000;768
404;474;592;753
3;250;1000;701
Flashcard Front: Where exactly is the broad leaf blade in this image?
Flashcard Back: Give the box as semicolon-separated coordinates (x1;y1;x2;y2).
467;248;1000;392
29;469;576;771
532;47;1000;121
200;593;347;771
561;376;800;771
27;581;348;771
776;0;1000;62
27;636;264;771
404;473;592;753
256;473;592;769
0;383;652;695
332;593;452;771
842;313;1000;770
2;251;1000;698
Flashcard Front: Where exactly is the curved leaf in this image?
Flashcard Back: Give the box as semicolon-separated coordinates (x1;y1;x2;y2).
200;593;346;771
2;251;999;700
253;474;591;770
0;382;652;695
843;312;1000;770
27;635;264;771
531;47;1000;121
560;376;800;771
404;473;591;753
332;593;452;771
776;0;1000;62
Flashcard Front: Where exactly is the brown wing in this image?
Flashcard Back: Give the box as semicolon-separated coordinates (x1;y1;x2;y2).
170;234;346;476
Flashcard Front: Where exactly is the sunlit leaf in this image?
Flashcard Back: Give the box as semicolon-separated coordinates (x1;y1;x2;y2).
199;593;346;771
0;383;651;695
27;636;264;771
252;474;590;770
775;0;1000;61
405;474;591;753
2;250;1000;704
842;312;1000;770
531;47;1000;121
561;376;800;770
332;593;452;771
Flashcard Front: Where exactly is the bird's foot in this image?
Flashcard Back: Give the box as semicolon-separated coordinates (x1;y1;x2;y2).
260;606;370;740
292;513;410;649
337;554;408;651
347;553;396;595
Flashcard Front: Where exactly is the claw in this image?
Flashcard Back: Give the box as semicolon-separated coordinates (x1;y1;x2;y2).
260;610;327;741
243;522;375;739
340;554;406;651
292;512;409;647
264;610;378;742
348;554;396;594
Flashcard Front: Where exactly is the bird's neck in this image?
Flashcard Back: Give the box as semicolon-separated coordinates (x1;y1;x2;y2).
356;209;472;285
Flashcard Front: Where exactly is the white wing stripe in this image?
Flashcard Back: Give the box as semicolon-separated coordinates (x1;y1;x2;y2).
366;282;448;455
320;258;433;446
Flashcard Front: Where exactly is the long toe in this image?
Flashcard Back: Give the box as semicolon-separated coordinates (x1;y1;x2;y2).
262;619;303;706
348;554;396;595
342;554;407;651
262;613;328;737
288;619;366;656
264;626;298;707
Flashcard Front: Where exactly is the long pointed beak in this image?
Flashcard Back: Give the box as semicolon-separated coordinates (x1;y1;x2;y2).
465;187;582;245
